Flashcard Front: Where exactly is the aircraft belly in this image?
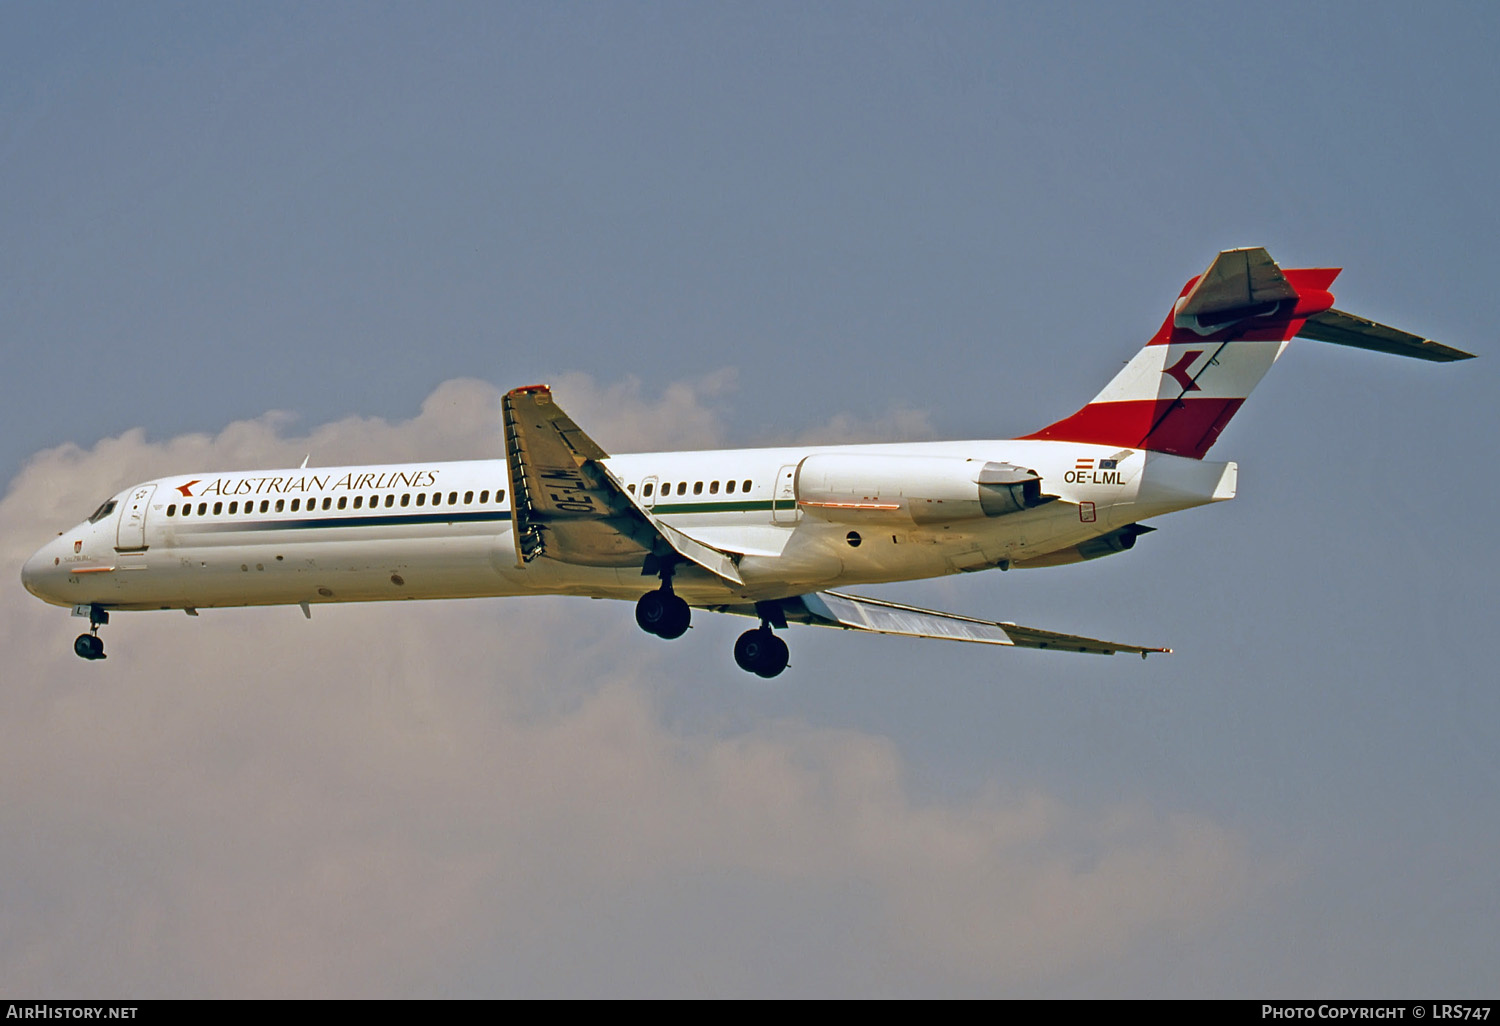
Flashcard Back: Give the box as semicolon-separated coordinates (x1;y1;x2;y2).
103;529;538;609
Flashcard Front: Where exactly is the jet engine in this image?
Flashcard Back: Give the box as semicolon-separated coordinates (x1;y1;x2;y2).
795;453;1055;525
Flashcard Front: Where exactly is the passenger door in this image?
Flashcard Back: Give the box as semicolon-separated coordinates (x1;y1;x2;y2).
771;464;800;524
116;484;156;551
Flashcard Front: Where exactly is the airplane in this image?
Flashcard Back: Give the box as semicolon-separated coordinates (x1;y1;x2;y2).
21;247;1474;676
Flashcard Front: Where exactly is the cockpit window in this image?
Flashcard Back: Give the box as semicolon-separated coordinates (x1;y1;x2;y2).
87;500;117;524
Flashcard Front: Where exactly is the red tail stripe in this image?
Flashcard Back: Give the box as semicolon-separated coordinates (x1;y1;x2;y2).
1023;398;1245;460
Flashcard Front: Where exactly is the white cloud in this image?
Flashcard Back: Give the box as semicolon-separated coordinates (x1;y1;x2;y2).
786;405;938;446
1;376;1261;996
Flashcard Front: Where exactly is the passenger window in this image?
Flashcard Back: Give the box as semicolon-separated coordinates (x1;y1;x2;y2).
229;502;238;514
709;481;719;494
322;497;331;510
291;499;301;512
213;502;223;515
677;482;687;495
742;479;751;492
354;495;363;509
416;493;426;506
167;504;177;517
337;496;347;510
431;492;441;506
497;489;505;502
643;483;654;497
627;483;635;494
464;491;474;504
693;482;703;495
726;480;735;494
260;500;270;513
384;495;394;508
400;494;410;507
198;503;208;516
448;492;458;505
480;490;490;503
275;499;284;513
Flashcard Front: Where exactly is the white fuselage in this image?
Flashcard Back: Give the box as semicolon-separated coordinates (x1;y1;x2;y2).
21;440;1235;614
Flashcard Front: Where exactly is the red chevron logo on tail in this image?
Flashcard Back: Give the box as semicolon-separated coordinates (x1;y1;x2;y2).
1163;350;1204;391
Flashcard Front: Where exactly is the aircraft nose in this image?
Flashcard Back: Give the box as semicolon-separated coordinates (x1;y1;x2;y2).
22;539;67;605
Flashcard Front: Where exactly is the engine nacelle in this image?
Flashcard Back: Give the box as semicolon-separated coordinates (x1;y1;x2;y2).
795;453;1054;525
1012;524;1155;568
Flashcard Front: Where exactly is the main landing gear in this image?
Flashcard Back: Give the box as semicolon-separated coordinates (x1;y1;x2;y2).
73;605;108;661
635;564;790;677
733;626;789;679
633;564;792;678
635;566;691;640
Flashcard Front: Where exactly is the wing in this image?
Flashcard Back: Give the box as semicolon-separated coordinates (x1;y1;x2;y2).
713;590;1170;658
502;385;744;584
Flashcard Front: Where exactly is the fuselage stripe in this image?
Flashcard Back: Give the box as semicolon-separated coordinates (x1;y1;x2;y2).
167;501;777;534
649;500;776;514
177;510;513;532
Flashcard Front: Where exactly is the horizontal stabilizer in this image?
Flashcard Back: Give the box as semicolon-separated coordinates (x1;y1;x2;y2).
1174;246;1299;331
1296;308;1476;362
779;591;1170;658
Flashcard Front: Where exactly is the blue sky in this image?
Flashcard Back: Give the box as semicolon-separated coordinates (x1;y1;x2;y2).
2;2;1496;996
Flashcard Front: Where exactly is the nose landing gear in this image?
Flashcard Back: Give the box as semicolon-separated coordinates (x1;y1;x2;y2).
73;605;108;661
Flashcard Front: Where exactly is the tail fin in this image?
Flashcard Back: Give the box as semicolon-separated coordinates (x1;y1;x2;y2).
1024;248;1340;459
1023;248;1475;459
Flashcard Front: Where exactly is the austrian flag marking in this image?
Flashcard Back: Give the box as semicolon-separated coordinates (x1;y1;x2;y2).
1065;456;1124;486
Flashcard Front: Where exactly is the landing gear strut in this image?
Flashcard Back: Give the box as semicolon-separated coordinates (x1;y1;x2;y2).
73;605;108;661
734;626;789;678
635;564;690;640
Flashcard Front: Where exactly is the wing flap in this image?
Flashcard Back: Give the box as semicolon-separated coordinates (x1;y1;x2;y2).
781;591;1170;657
1296;308;1476;362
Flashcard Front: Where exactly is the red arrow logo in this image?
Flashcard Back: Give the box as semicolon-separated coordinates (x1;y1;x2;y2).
1163;350;1204;392
175;479;201;498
